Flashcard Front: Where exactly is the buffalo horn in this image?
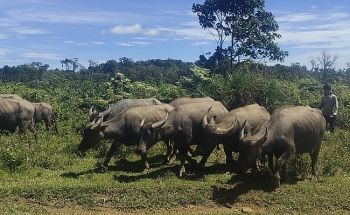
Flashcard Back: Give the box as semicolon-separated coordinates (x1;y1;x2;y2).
251;127;268;146
151;112;168;129
91;115;104;131
239;120;247;139
214;117;237;135
98;104;111;118
89;106;94;116
202;106;213;128
140;118;145;128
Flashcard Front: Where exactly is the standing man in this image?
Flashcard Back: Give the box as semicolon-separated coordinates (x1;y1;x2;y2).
319;84;338;133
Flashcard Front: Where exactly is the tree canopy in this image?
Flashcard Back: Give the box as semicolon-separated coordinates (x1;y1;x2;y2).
193;0;288;74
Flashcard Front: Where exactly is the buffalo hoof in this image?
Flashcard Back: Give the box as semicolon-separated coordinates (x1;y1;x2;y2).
169;155;177;162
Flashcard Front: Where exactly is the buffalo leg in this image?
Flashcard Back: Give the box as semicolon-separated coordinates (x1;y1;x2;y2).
273;150;292;189
177;137;197;176
310;142;321;180
141;153;149;173
198;143;216;167
162;140;177;164
223;143;233;174
28;124;39;143
103;140;122;167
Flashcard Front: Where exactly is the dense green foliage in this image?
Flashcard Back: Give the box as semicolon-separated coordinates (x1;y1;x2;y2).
1;59;350;213
192;0;288;74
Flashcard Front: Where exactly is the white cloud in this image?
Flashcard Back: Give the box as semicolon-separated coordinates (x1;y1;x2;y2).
110;24;142;34
116;42;134;47
21;52;62;60
0;49;7;56
143;28;159;36
62;40;87;46
92;41;104;45
131;41;151;46
10;26;49;35
192;41;211;46
159;26;212;40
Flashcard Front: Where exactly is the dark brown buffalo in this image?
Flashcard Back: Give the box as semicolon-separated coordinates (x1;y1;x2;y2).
199;104;270;174
135;96;217;163
78;104;174;172
151;101;229;177
237;105;326;189
0;99;38;142
89;98;162;122
32;102;58;134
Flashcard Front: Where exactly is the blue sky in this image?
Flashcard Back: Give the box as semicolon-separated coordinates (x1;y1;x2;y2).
1;0;349;70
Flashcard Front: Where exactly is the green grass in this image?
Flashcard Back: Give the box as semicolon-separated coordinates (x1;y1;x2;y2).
0;129;350;214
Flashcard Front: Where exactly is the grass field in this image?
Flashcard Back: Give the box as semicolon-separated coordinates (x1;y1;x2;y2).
0;129;350;214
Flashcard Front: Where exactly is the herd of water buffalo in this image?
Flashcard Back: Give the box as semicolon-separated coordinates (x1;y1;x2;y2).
0;95;326;189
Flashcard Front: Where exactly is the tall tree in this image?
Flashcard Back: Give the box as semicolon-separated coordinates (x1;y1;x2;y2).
60;58;80;72
192;0;288;75
309;50;339;82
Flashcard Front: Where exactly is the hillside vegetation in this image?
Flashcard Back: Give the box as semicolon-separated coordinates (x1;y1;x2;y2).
1;60;350;214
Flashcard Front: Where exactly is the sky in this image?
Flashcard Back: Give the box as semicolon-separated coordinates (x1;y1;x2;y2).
1;0;350;70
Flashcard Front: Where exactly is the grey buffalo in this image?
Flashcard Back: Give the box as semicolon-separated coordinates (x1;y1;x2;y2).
32;102;58;134
237;105;326;189
78;104;174;172
151;101;229;177
0;94;23;99
0;99;38;142
168;96;214;108
135;97;216;164
199;104;270;174
89;98;162;122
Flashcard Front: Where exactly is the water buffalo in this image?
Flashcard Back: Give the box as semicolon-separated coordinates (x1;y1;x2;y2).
0;94;23;99
237;105;326;189
0;99;38;142
135;96;216;162
151;101;229;177
198;104;270;174
32;102;58;134
89;98;162;122
78;104;174;172
168;96;214;108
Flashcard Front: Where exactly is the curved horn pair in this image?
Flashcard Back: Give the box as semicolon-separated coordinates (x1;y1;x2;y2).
239;120;268;146
202;106;236;135
151;112;169;129
90;115;104;131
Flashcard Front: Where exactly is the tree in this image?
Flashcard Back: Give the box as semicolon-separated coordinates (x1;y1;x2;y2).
309;50;339;82
192;0;288;75
60;58;80;72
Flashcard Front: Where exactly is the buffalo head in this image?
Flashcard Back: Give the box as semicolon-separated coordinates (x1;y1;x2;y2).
78;117;107;152
136;113;169;155
235;120;268;174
